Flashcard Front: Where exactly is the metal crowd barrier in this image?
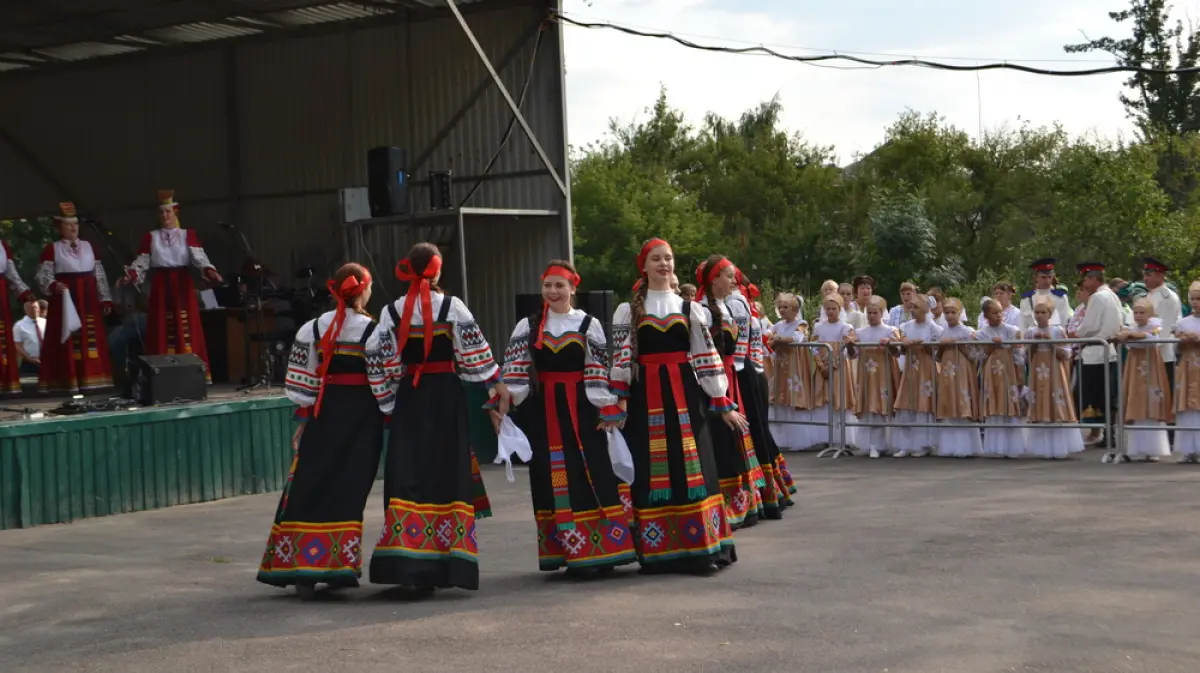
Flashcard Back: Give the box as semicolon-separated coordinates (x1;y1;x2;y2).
769;337;1115;460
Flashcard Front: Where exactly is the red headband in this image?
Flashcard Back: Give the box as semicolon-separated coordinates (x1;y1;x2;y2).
394;255;443;386
693;258;732;302
312;271;372;417
636;238;670;274
535;265;582;349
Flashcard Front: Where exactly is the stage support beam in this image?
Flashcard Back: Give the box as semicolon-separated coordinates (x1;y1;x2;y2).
410;15;544;176
444;0;567;198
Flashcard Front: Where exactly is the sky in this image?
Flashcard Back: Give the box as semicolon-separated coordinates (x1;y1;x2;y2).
560;0;1200;164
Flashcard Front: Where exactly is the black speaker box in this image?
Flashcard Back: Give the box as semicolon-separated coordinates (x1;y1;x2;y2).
129;353;208;406
367;146;409;217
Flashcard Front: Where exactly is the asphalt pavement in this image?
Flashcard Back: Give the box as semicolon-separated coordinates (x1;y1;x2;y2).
3;451;1200;673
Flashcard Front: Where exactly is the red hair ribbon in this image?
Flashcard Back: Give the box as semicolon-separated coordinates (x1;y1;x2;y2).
746;283;761;317
312;271;371;417
693;257;732;302
535;265;582;350
394;255;443;386
636;238;669;275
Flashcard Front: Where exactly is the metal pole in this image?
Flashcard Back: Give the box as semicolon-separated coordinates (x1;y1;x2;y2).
456;210;468;304
444;0;569;198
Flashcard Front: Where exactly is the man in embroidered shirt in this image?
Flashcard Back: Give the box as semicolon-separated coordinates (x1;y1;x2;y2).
1070;262;1124;445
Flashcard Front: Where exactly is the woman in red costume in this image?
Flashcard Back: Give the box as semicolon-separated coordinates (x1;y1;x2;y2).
36;202;114;394
125;190;222;377
0;239;35;395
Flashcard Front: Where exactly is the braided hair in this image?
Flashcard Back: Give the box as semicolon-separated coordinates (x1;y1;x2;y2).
629;271;649;366
699;254;726;340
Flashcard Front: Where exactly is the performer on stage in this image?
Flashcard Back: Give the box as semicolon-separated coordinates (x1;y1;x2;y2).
1018;258;1072;331
35;202;114;394
0;241;35;394
257;262;384;599
494;259;637;576
125;190;222;377
611;238;738;576
365;242;509;597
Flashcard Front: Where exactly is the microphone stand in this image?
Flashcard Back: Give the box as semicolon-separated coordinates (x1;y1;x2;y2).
223;222;272;391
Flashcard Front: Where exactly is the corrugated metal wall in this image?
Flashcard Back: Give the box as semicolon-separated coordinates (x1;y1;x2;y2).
0;0;568;347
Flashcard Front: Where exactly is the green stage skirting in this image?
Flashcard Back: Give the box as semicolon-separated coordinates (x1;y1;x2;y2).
0;385;497;531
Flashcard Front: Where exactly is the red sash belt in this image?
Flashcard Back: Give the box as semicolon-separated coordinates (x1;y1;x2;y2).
722;356;764;487
538;371;604;532
404;359;455;385
637;351;707;502
323;372;368;386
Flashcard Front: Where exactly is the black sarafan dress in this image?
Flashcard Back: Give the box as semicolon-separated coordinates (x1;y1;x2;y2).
498;308;636;573
258;311;385;591
365;292;500;592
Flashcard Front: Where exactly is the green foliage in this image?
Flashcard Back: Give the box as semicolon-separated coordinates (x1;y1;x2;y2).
571;83;1200;307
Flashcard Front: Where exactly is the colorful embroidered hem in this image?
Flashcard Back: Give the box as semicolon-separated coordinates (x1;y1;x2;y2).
469;450;492;519
257;520;365;587
374;498;479;562
633;494;731;564
536;505;637;571
708;396;736;413
719;476;764;527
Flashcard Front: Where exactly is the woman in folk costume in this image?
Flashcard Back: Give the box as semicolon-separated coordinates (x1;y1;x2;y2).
694;256;765;528
854;296;902;458
36;202;114;394
0;239;35;395
494;260;637;576
1023;297;1084;459
610;238;738;575
1172;281;1200;462
124;190;222;377
767;293;816;451
1116;298;1174;461
731;269;795;515
364;242;509;596
893;294;943;457
934;298;982;458
257;263;385;599
810;293;858;448
975;299;1028;458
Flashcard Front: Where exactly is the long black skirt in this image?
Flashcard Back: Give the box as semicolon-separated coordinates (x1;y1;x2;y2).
621;362;735;573
257;385;384;589
740;367;797;515
517;380;637;572
709;370;764;529
369;372;488;590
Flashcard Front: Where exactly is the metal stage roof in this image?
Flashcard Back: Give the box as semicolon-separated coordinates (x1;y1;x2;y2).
0;0;486;73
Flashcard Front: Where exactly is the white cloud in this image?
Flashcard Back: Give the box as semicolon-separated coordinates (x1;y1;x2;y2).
562;0;1148;163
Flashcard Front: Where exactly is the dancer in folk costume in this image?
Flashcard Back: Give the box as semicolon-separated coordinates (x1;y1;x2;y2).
695;257;765;528
731;270;794;515
935;298;983;458
257;263;385;598
1172;282;1200;462
1023;298;1084;459
124;190;222;378
0;239;35;395
767;293;816;451
893;294;943;457
364;242;508;596
975;299;1028;458
610;238;738;575
810;293;858;448
495;260;637;575
854;296;902;458
1116;298;1174;461
36;202;114;394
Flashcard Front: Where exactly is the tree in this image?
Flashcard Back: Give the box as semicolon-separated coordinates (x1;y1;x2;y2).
1065;0;1200;139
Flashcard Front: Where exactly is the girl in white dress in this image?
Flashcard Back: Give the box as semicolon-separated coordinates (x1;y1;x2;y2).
1172;281;1200;462
1023;298;1084;459
1116;298;1173;461
935;298;982;457
975;299;1028;458
810;293;858;449
854;296;901;458
893;294;943;457
767;293;816;451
